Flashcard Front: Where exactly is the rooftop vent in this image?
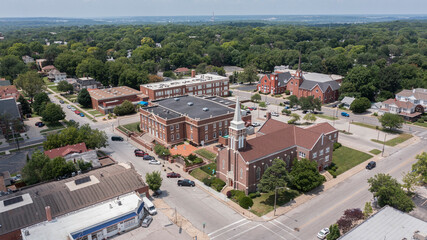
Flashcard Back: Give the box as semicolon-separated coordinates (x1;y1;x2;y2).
203;107;209;111
4;196;23;206
174;98;180;101
187;102;193;106
75;176;91;185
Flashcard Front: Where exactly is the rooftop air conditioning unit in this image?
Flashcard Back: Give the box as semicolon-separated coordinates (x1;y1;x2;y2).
187;102;193;106
203;107;209;111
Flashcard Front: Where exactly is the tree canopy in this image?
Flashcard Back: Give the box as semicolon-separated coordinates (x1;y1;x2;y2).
146;171;162;191
290;158;325;192
14;71;45;100
77;88;92;108
257;158;290;193
379;113;404;130
41;103;65;124
350;97;371;113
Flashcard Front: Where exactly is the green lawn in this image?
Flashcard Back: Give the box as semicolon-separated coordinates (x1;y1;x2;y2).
317;114;338;120
63;94;77;101
413;121;427;128
194;149;217;162
200;163;216;176
332;146;373;175
369;149;382;155
190;168;211;181
88;109;104;116
371;133;413;146
250;190;300;216
48;85;60;93
122;122;140;133
40;122;66;133
351;122;382;130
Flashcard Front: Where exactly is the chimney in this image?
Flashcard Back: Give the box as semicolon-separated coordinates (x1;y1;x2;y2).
191;70;196;78
266;112;271;120
45;206;52;221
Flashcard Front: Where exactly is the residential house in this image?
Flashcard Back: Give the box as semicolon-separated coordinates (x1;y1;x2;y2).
0;98;23;136
22;56;34;64
41;65;57;73
139;96;251;147
75;77;102;91
395;88;427;111
0;85;20;100
44;143;101;168
89;86;146;114
47;69;67;83
379;98;423;121
341;96;355;109
0;163;149;240
216;99;338;194
173;67;190;75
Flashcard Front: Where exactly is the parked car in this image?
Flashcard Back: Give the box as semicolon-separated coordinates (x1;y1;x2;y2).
111;136;124;141
143;155;154;160
135;150;148;157
332;104;338;108
35;122;45;127
141;215;153;228
35;121;42;126
67;105;71;109
134;149;142;153
285;106;290;109
149;159;161;165
71;107;76;111
74;110;81;115
79;113;84;117
177;179;195;187
341;112;350;117
317;228;329;239
283;100;290;105
59;100;64;104
302;110;309;114
167;172;181;178
252;122;261;127
366;161;376;170
271;112;279;117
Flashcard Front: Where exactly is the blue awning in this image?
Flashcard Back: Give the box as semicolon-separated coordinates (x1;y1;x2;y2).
138;101;148;106
71;212;137;239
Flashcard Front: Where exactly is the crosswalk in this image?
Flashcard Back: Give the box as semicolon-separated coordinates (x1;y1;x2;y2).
208;218;301;240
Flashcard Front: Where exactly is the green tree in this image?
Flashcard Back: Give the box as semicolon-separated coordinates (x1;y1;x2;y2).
41;157;76;181
29;41;44;54
259;101;266;108
257;158;289;192
18;95;32;115
76;57;107;85
41;103;65;124
57;81;74;93
22;150;50;185
154;144;170;158
238;64;258;84
8;43;30;57
146;171;162;191
288;95;299;108
0;55;27;81
288;113;300;124
290;158;325;192
14;71;46;101
379;113;404;130
326;224;340;240
363;202;373;218
77;88;92;108
251;93;261;102
368;173;414;212
77;160;92;172
402;171;419;193
350;97;371;113
118;68;148;89
163;71;176;79
303;113;317;123
32;92;50;114
113;100;135;116
141;37;155;47
55;51;85;76
412;152;427;184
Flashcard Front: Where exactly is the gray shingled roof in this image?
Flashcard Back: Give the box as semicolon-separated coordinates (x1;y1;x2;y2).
276;72;292;87
299;79;340;92
0;98;21;120
339;206;427;240
0;80;11;86
0;164;146;236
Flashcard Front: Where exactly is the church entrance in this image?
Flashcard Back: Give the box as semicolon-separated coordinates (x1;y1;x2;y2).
229;179;233;187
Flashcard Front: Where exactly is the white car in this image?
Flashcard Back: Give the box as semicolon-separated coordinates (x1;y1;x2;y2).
148;159;161;165
252;122;261;127
271;112;279;117
317;228;330;239
67;105;71;109
71;107;76;111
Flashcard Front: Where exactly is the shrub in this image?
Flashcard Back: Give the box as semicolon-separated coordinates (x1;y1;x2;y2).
203;178;212;186
285;90;290;95
188;154;198;161
328;170;337;178
193;158;203;164
279;103;283;106
417;118;424;123
343;208;364;221
239;196;254;209
373;112;378;116
211;177;226;191
337;217;352;233
333;142;342;150
226;190;232;198
230;190;245;202
256;191;261;197
248;192;257;198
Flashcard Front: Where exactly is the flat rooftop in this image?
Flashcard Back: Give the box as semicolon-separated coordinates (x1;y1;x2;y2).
340;206;427;240
22;192;141;240
144;95;234;120
141;74;228;90
143;105;182;120
274;68;342;82
89;86;142;100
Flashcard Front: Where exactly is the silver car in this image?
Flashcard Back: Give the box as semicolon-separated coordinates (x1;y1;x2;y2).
149;159;161;165
141;215;153;228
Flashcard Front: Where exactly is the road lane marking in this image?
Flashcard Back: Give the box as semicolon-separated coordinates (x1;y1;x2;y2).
271;220;301;239
210;221;251;239
261;224;288;240
208;218;247;236
225;224;263;240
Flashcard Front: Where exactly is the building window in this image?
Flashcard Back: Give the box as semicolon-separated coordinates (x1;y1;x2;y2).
264;164;268;172
225;120;228;126
190;125;193;131
219;130;222;136
316;89;319;93
325;155;330;162
171;134;174;141
107;224;118;233
176;124;179;129
320;149;324;156
123;218;136;229
213;123;216;128
205;125;208;131
190;133;193;140
329;135;332;140
334;133;337;138
219;121;222;127
313;152;317;158
213;132;217;138
326;147;330;153
299;152;306;158
222;160;225;169
240;168;243;179
224;129;228;135
170;125;174;131
205;135;208;141
177;133;180;139
256;167;261;180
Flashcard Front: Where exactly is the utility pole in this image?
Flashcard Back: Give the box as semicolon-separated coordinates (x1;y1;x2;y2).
381;134;387;157
274;186;288;216
348;120;351;133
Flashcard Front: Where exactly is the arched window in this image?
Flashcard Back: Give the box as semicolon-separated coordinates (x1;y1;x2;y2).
256;167;261;180
240;168;243;179
264;164;269;172
222;159;225;169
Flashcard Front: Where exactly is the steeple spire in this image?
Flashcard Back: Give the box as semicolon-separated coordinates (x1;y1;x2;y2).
232;97;242;122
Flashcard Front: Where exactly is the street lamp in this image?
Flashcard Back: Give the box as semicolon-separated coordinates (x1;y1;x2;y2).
274;186;289;216
381;133;387;157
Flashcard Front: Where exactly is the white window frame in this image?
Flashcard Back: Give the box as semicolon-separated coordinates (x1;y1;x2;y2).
320;149;324;156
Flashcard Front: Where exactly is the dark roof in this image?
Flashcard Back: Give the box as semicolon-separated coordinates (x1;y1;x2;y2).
153;95;234;120
0;98;21;120
144;105;182;120
275;72;292;86
0;164;146;236
0;80;11;86
240;119;335;162
299;79;340;92
76;78;101;86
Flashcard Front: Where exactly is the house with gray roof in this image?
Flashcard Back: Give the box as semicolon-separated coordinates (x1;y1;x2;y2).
340;96;355;108
0;98;23;136
395;88;427;110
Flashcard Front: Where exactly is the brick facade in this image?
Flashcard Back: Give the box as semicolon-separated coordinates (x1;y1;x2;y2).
89;86;147;114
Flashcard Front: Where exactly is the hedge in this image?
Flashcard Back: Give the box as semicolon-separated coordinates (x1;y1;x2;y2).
239;196;254;209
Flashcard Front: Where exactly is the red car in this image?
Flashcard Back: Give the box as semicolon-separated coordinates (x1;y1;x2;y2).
135;150;148;157
74;110;81;115
167;172;181;178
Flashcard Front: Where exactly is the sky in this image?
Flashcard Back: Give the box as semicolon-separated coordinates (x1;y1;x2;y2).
2;0;427;18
